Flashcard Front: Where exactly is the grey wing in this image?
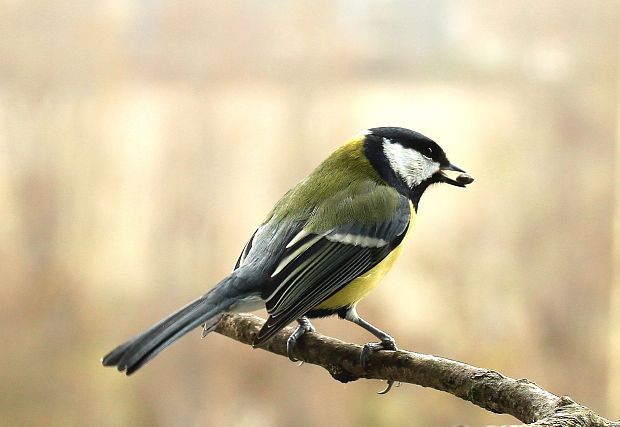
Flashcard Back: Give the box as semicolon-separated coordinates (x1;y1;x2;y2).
254;195;411;346
232;219;307;275
234;229;258;271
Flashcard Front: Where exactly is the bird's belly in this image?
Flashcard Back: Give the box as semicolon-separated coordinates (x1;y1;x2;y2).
315;230;410;311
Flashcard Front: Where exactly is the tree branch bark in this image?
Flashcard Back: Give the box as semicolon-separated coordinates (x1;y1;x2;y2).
214;313;618;427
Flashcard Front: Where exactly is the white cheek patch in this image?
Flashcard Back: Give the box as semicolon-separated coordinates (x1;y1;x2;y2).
383;138;440;188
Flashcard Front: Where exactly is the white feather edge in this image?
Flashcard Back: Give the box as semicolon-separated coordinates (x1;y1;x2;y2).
271;228;388;279
271;234;323;277
325;233;387;247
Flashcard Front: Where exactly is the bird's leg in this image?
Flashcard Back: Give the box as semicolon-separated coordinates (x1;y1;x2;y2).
345;307;398;364
286;317;316;362
345;307;398;394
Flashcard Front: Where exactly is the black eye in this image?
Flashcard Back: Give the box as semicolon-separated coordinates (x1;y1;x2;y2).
424;148;433;157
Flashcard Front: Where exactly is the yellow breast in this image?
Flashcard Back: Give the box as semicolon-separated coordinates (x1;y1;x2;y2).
315;204;414;310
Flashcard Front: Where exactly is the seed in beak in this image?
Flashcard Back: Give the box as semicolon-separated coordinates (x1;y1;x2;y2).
456;173;474;185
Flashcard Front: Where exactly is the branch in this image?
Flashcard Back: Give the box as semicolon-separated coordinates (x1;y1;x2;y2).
214;313;618;427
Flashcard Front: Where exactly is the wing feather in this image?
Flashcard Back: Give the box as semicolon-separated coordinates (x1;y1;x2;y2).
254;191;411;345
234;229;257;270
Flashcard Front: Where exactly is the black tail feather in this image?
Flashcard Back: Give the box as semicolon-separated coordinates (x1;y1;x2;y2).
102;274;253;375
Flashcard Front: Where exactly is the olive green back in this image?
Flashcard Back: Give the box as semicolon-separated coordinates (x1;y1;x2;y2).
268;136;404;233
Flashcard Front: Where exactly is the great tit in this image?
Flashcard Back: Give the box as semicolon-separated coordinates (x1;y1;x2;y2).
102;127;473;388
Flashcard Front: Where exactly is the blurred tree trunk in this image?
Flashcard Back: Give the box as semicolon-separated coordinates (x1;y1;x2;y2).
609;41;620;417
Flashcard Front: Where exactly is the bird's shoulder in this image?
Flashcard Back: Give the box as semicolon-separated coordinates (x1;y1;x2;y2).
306;181;408;234
269;171;408;228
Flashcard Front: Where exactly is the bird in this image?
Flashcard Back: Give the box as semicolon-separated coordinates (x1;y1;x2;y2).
102;126;473;392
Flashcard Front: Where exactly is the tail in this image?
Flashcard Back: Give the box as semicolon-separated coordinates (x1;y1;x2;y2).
101;272;258;375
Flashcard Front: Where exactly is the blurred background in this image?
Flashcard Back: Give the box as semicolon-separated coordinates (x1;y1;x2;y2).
1;1;619;426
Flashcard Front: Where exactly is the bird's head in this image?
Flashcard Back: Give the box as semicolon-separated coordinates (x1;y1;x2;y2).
363;127;473;204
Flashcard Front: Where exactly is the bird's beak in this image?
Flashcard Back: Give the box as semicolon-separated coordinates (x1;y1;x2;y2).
438;163;474;187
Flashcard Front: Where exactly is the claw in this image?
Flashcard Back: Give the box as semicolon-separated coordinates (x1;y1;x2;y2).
286;318;316;362
378;381;401;395
359;338;398;394
378;380;395;395
360;342;384;367
286;333;300;362
360;338;398;367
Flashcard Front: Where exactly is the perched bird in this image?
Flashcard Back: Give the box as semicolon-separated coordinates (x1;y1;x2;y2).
102;127;473;392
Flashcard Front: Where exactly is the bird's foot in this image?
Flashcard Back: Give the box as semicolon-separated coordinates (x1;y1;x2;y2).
360;337;397;366
360;337;398;394
286;318;316;362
